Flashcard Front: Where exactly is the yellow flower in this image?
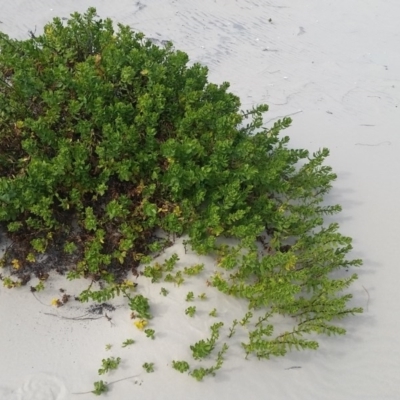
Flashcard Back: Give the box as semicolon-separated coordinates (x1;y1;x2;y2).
134;319;148;331
51;298;60;307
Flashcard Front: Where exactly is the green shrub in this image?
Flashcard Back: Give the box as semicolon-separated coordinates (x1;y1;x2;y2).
0;8;361;361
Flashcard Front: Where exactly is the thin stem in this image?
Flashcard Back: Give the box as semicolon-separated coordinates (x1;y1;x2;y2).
72;374;141;395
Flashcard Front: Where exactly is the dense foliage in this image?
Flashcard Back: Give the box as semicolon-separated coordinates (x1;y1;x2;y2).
0;8;361;361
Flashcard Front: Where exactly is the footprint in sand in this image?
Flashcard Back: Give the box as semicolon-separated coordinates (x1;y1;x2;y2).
1;373;68;400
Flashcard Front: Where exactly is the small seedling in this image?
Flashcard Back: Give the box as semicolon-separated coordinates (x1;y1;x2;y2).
122;339;135;347
2;276;21;288
172;360;190;373
163;253;179;271
92;380;108;395
175;271;185;286
183;264;204;276
75;375;141;395
209;308;217;317
143;262;163;283
190;322;224;360
98;357;121;375
240;311;253;326
189;343;229;381
33;280;45;292
198;293;207;300
160;287;169;296
186;291;194;301
105;344;112;351
228;319;238;338
164;270;185;286
190;340;215;360
26;253;36;262
215;343;229;369
190;367;211;381
210;322;224;340
144;329;155;339
185;306;196;317
142;362;155;373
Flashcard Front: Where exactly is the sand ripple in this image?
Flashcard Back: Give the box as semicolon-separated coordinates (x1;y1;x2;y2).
3;374;68;400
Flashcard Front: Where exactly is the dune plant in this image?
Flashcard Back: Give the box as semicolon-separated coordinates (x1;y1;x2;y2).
98;357;121;375
0;7;362;372
92;380;108;396
142;362;154;373
190;322;223;360
185;291;195;301
172;360;190;373
121;339;135;347
144;328;155;339
185;306;196;317
190;343;228;381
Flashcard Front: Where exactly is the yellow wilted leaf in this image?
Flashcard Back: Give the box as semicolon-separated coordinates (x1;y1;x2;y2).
133;253;144;261
123;279;135;288
45;26;54;37
173;205;181;216
284;254;297;271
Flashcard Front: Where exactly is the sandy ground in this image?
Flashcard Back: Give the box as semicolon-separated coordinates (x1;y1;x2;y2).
1;1;400;399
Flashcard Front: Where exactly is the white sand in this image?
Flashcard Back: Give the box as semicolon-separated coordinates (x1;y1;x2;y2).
0;1;399;399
